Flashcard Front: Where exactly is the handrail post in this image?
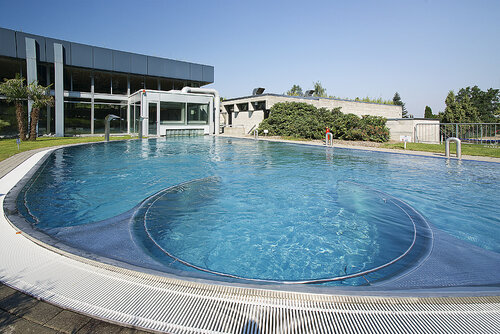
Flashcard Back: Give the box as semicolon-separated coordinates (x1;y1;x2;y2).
445;137;461;159
253;129;258;140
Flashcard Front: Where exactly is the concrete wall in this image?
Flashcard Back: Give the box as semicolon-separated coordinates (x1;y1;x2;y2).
220;94;402;134
386;118;440;143
230;110;265;134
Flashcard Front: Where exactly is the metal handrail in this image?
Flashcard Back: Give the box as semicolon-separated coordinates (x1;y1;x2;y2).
253;129;258;139
445;137;462;159
325;132;333;146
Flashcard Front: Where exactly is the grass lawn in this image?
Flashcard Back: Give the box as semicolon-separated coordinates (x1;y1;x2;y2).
382;142;500;158
0;136;136;162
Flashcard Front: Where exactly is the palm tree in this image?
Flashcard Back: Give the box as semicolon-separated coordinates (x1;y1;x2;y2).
0;74;28;140
27;81;53;141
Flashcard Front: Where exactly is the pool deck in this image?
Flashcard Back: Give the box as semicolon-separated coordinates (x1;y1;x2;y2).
0;140;499;333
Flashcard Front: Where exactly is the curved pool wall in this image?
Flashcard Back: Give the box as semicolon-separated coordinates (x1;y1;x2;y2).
4;137;500;292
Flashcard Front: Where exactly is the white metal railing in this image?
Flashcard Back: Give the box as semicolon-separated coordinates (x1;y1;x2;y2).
415;123;500;145
253;129;258;139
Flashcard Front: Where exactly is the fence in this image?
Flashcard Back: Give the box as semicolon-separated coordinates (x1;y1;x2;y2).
415;123;500;145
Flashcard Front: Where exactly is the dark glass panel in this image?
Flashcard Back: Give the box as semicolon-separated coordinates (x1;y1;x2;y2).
160;102;185;123
36;65;47;86
0;99;21;136
112;73;128;95
0;57;23;81
131;103;140;133
145;77;158;90
160;78;174;91
187;103;209;124
94;103;127;134
37;106;55;135
64;100;91;135
129;75;144;93
71;68;91;92
63;67;71;91
93;71;111;94
149;102;157;135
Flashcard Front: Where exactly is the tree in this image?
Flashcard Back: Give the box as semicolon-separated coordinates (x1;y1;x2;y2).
441;91;462;123
286;84;303;96
0;74;28;140
393;92;409;118
456;86;499;123
424;106;434;118
313;81;327;97
441;89;484;123
27;81;53;141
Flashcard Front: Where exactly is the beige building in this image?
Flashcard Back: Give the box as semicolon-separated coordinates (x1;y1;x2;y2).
220;94;402;136
220;93;440;143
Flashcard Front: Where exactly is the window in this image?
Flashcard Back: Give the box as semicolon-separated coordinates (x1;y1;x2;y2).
0;58;23;82
71;68;91;92
187;103;209;124
130;75;144;93
94;103;127;133
145;77;158;90
160;102;184;124
64;99;91;134
149;102;157;135
112;73;127;95
0;99;21;136
160;79;174;91
93;71;111;94
237;103;249;111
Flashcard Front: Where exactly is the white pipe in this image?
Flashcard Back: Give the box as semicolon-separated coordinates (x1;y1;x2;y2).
181;87;220;135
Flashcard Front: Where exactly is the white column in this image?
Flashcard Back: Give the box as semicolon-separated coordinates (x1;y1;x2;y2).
126;76;130;134
91;74;95;134
25;38;37;135
54;43;64;137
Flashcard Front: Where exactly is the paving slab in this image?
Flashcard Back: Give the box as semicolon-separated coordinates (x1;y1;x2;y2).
44;309;90;333
0;291;38;316
76;318;130;334
0;284;17;300
0;313;59;334
22;300;62;326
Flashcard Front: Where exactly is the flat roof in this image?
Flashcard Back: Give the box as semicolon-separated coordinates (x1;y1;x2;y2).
222;93;398;107
0;27;214;84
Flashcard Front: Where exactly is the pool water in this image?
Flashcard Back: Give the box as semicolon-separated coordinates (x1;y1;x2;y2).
18;137;500;284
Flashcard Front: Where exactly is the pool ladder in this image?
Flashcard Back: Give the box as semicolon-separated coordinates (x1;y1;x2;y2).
326;132;333;146
445;137;462;159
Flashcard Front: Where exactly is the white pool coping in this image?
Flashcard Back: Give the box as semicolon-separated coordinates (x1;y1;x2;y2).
1;146;499;333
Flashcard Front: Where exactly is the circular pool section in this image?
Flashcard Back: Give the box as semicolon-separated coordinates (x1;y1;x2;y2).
13;137;500;286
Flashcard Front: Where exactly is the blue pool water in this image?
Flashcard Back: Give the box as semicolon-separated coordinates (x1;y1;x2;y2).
17;137;500;285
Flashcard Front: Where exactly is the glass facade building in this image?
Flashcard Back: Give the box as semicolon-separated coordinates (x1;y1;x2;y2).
0;27;215;137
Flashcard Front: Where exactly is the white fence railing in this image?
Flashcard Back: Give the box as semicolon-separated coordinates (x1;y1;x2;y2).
415;123;500;145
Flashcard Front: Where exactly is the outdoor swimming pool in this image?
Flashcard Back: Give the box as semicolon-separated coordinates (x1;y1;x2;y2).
13;137;500;287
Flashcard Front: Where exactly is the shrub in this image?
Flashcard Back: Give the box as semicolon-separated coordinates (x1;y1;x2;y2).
258;102;390;142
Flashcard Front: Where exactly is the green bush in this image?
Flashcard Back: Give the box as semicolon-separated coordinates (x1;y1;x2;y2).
258;102;390;142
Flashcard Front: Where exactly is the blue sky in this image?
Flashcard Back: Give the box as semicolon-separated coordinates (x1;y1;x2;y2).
1;0;499;117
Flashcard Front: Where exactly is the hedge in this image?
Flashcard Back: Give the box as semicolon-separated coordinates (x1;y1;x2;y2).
257;102;390;142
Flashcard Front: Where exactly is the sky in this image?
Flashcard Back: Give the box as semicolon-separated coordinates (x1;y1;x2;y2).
1;0;499;117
